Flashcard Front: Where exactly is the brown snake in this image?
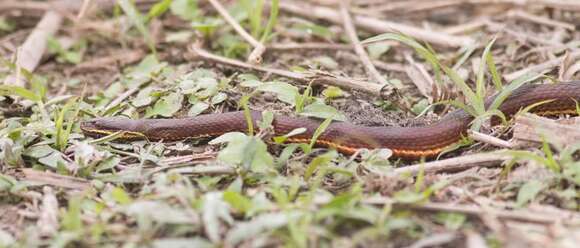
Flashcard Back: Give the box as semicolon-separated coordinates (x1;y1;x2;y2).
81;82;580;159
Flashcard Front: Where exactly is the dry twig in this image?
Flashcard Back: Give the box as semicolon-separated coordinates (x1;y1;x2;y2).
468;130;513;149
189;46;385;96
339;1;389;87
393;151;513;176
363;196;580;225
208;0;266;64
278;1;473;48
18;169;91;190
268;42;353;51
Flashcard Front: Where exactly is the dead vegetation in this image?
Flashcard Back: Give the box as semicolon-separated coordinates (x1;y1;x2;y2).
0;0;579;247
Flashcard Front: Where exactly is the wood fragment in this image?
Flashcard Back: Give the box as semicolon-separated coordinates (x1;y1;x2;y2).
404;54;436;100
512;114;580;148
4;11;63;87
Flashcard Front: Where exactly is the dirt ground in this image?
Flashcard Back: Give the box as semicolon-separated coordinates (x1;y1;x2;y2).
0;0;579;247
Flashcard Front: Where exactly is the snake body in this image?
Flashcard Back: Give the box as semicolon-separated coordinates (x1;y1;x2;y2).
81;82;580;159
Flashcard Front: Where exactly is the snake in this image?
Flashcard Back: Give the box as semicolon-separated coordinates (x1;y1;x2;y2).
81;82;580;159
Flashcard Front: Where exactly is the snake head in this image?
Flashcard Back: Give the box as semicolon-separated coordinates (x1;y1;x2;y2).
80;117;145;140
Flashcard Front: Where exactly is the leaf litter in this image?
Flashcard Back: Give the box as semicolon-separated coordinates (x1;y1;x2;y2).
1;0;580;247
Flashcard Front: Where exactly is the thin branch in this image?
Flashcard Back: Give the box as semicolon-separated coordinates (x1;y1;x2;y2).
208;0;266;64
362;196;580;225
268;42;353;51
189;45;384;96
17;169;91;190
468;130;513;149
339;1;389;87
393;151;513;176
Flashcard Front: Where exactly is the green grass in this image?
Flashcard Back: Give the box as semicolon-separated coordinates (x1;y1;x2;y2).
1;3;579;248
362;33;541;130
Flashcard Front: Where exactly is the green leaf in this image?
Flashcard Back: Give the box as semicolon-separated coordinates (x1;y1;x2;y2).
322;86;344;99
307;114;335;152
210;132;273;172
367;42;391;59
61;196;82;231
38;151;68;169
273;127;306;144
291;22;333;40
304;151;337;180
258;110;274;130
132;87;155;107
0;174;17;192
55;97;79;151
256;81;299;105
211;92;227;105
323;190;360;209
128;55;166;80
393;190;425;204
411;99;429;115
147;0;172;20
225;212;299;246
238;73;262;87
145;92;183;117
489;73;541;111
223;191;252;214
516;180;544;207
362;33;442;85
111;187;133;205
300;103;346;121
475;38;497;98
170;0;199;20
434;212;466;230
485;38;503;90
0;16;14;32
312;56;339;70
259;0;279;42
188;101;209;117
0;85;41;102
